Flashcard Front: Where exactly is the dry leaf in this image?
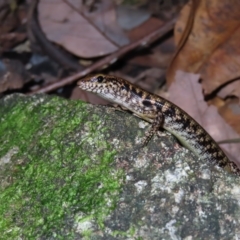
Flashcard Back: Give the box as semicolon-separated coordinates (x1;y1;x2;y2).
0;1;27;52
201;29;240;95
167;71;240;165
38;0;129;58
218;98;240;134
167;0;240;95
116;5;150;30
0;59;31;93
84;0;129;46
128;18;175;68
218;80;240;101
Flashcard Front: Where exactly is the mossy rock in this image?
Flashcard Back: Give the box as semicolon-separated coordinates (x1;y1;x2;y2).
0;94;239;239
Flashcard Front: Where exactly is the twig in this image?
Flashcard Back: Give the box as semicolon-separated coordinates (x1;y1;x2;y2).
29;17;177;94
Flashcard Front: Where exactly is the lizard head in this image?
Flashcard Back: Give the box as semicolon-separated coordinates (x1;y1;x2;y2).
78;74;109;92
78;74;159;119
77;74;131;102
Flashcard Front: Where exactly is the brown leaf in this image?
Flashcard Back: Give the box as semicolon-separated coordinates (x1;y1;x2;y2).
128;18;175;68
217;98;240;134
218;80;240;101
116;5;150;30
0;5;18;34
0;33;27;52
38;0;129;58
0;1;27;52
167;0;240;95
0;59;31;93
167;71;240;165
83;0;129;46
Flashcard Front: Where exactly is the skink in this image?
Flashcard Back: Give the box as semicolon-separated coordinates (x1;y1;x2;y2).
78;74;240;176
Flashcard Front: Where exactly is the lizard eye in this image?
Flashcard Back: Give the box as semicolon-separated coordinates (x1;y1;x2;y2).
96;75;104;82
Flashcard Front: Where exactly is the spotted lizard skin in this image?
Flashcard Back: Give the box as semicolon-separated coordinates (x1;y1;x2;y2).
78;74;240;176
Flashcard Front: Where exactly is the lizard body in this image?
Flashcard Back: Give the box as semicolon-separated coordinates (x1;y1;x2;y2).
78;74;240;176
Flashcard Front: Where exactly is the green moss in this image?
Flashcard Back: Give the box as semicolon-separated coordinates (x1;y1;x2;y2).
0;95;123;239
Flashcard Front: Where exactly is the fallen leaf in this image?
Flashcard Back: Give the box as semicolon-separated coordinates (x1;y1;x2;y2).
218;98;240;134
116;5;150;30
167;0;240;95
201;29;240;95
0;3;18;34
128;17;165;42
0;33;27;52
167;71;240;165
128;18;175;68
38;0;129;58
84;0;129;46
0;1;27;52
218;80;240;101
0;59;31;93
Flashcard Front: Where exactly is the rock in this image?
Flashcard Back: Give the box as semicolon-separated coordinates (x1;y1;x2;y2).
0;94;239;239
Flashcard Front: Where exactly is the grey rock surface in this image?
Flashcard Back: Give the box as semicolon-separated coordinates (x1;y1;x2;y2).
0;94;239;240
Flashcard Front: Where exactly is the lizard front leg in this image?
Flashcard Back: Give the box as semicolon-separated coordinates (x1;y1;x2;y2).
142;111;163;146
